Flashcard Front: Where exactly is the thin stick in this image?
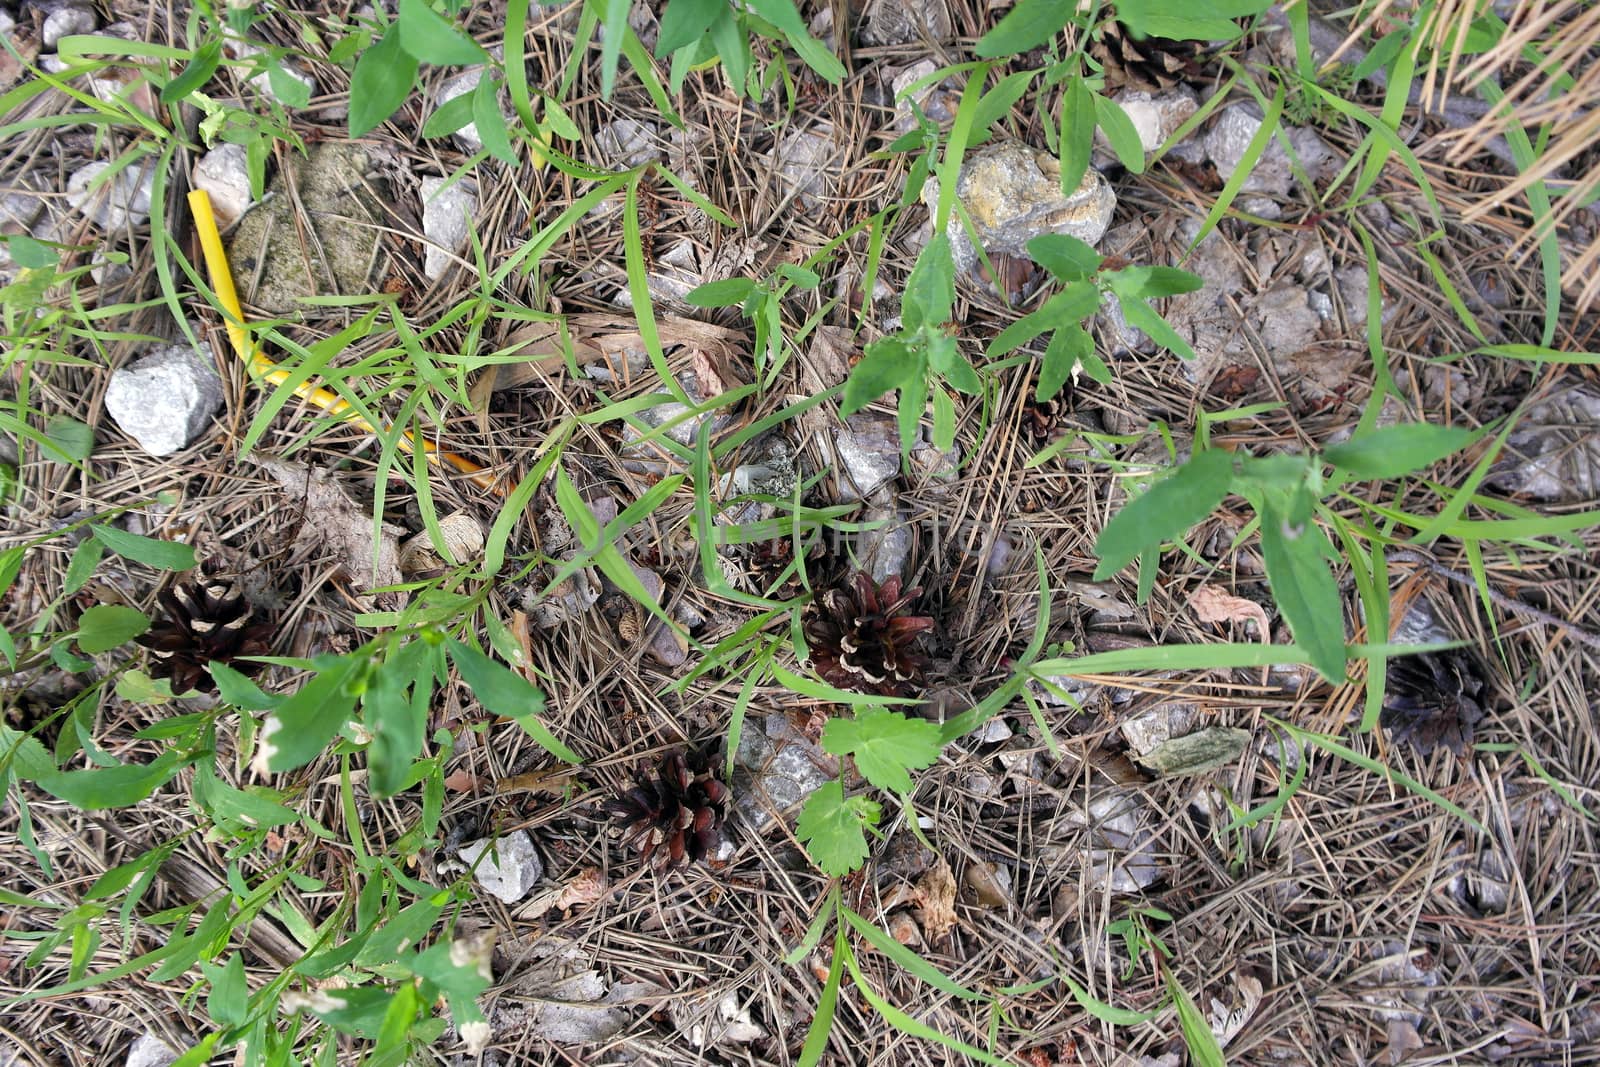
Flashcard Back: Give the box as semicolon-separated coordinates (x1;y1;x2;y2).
185;189;508;496
1388;548;1600;653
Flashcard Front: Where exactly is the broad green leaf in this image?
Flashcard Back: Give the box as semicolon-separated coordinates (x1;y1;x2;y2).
398;0;487;64
821;707;941;794
348;24;418;136
1027;232;1101;282
159;38;222;103
89;525;197;571
202;953;248;1028
542;96;582;140
256;654;368;774
472;74;517;164
45;415;94;462
686;278;758;307
1037;323;1091;402
76;605;149;654
597;0;631;98
0;724;55;781
1115;293;1197;361
973;68;1037;136
840;336;920;415
987;282;1100;357
976;0;1078;56
1168;971;1228;1067
1093;92;1146;173
1259;494;1346;683
446;639;578;762
1093;448;1233;578
63;538;105;595
6;234;55;269
1109;265;1204;298
195;765;299;829
266;59;312;108
1324;423;1476;480
655;0;723;56
1058;74;1095;195
1115;0;1270;40
796;781;878;877
209;662;280;710
421;90;475;137
902;234;955;332
284;984;393;1037
797;932;845;1067
37;753;181;809
366;639;431;796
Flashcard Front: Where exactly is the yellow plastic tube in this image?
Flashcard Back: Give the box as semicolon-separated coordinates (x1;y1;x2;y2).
186;189;505;495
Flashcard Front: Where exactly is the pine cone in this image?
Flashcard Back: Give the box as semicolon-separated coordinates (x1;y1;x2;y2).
606;750;729;870
1092;19;1202;92
803;573;935;696
740;536;805;599
136;570;274;695
1380;649;1486;756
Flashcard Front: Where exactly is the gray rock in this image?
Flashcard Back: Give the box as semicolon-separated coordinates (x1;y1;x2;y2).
597;118;661;168
1061;789;1161;893
419;176;478;281
773;124;838;205
732;714;837;831
924;141;1116;275
1119;702;1198;758
66;160;156;230
192;144;253;229
891;59;958;130
460;831;544;904
124;1033;179;1067
1106;87;1198;154
856;494;913;585
859;0;952;45
105;343;224;457
1204;105;1334;198
42;4;96;48
226;143;386;313
832;413;900;501
1488;387;1600;502
1253;285;1321;355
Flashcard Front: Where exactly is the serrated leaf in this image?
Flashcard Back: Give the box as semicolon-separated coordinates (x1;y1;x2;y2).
822;707;942;794
398;0;487;65
1093;448;1233;578
976;0;1078;56
89;525;197;571
348;24;418;136
796;781;879;877
1259;494;1346;683
76;605;149;654
1324;423;1475;480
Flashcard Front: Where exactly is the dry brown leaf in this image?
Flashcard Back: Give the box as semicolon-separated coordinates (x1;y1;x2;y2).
252;456;405;610
963;860;1013;909
1189;584;1270;641
913;857;958;942
517;867;609;920
442;768;479;793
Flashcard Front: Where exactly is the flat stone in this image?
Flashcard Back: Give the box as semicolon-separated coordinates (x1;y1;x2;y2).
1204;105;1335;198
1488;387;1600;502
419;176;478;280
732;714;837;831
226;143;386;313
1106;87;1198;153
773;124;838;205
192;144;252;229
1253;285;1322;355
924;141;1116;275
859;0;952;45
833;414;900;501
67;160;156;230
892;59;958;130
596;118;661;168
42;4;96;48
105;343;224;457
460;830;544;904
124;1033;178;1067
1119;702;1198;758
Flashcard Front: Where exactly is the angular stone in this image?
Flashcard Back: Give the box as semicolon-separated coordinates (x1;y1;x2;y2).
832;414;900;501
124;1033;178;1067
1136;726;1251;776
859;0;952;45
192;144;252;229
105;343;224;457
226;143;386;313
1106;87;1198;154
460;830;544;904
67;160;156;230
924;141;1116;275
419;176;478;280
43;4;96;48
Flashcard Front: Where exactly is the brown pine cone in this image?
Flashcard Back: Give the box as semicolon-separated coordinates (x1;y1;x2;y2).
606;750;730;870
803;572;935;696
136;568;274;695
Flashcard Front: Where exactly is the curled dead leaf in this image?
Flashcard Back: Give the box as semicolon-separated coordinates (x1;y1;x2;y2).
913;857;958;942
1190;584;1270;642
516;866;609;920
